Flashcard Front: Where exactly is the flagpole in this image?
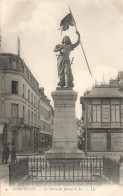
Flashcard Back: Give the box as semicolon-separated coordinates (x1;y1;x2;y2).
68;6;92;77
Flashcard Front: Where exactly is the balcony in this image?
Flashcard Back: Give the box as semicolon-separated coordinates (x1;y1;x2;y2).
9;118;24;126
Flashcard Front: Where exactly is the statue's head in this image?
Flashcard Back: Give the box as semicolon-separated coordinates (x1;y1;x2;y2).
62;36;71;45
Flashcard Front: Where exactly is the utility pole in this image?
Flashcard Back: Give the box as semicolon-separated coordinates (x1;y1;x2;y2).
85;104;88;156
17;37;20;56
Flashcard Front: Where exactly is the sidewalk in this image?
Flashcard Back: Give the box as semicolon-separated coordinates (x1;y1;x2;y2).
0;163;9;185
0;153;46;186
17;152;41;156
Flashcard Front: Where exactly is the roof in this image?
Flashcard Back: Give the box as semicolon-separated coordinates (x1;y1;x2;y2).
82;87;123;98
0;52;18;57
118;71;123;79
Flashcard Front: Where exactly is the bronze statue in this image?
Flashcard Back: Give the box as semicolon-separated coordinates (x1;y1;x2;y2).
54;31;80;87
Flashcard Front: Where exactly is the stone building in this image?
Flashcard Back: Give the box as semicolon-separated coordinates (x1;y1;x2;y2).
80;71;123;156
0;50;53;153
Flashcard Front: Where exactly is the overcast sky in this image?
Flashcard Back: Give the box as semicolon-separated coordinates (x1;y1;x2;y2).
1;0;123;118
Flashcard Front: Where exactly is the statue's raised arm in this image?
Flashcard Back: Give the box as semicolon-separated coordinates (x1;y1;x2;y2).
70;31;80;50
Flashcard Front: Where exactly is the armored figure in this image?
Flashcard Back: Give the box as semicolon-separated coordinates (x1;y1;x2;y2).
54;31;80;87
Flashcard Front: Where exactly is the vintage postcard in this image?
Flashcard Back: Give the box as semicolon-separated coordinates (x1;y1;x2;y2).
0;0;123;195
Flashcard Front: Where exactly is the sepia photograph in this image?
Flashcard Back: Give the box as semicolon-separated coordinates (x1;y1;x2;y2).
0;0;123;195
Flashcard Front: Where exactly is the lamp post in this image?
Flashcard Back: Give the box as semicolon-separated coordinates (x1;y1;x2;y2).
85;107;88;156
81;99;90;157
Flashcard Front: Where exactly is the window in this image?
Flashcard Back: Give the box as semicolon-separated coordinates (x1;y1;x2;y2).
87;105;91;122
23;106;25;119
22;65;24;73
12;60;17;70
111;105;120;122
30;74;32;83
38;115;39;126
34;96;36;107
121;105;123;122
1;78;5;90
27;70;29;79
31;111;33;124
23;84;25;97
102;105;110;122
31;93;33;105
41;120;45;130
38;99;40;109
12;81;18;94
47;111;49;118
92;105;101;122
1;103;5;117
35;97;37;108
34;113;36;124
28;109;30;122
28;90;30;102
11;104;18;117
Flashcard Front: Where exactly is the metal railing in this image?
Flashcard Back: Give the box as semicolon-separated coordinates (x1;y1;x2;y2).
28;157;103;186
9;156;122;186
9;118;24;126
9;157;103;186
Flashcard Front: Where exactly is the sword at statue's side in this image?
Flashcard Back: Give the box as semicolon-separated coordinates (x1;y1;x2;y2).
70;57;74;66
68;6;92;77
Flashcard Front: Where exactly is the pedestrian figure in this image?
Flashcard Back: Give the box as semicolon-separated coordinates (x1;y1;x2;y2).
11;144;17;163
5;144;10;164
1;145;6;164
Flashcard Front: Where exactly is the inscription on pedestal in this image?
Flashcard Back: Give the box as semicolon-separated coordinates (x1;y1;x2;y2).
111;133;123;151
90;133;107;151
55;100;75;106
46;89;84;159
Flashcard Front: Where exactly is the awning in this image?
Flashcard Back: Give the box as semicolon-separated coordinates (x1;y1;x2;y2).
0;125;4;134
39;130;52;135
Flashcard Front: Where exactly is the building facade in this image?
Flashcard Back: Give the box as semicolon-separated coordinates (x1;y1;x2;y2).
80;72;123;156
0;52;53;153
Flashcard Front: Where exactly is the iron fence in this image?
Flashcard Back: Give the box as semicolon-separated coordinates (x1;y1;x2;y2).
27;157;103;185
9;117;24;126
9;156;121;186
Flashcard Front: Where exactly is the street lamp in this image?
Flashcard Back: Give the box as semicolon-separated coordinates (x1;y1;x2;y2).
81;98;91;157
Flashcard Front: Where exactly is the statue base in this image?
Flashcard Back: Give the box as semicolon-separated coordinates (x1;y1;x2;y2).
46;88;85;161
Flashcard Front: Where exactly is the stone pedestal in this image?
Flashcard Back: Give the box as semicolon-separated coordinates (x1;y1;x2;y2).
46;88;84;160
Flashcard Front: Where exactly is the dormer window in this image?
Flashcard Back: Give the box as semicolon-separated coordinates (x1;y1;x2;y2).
12;60;17;70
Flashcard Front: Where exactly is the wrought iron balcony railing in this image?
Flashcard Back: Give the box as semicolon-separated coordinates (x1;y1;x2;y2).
9;118;24;126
